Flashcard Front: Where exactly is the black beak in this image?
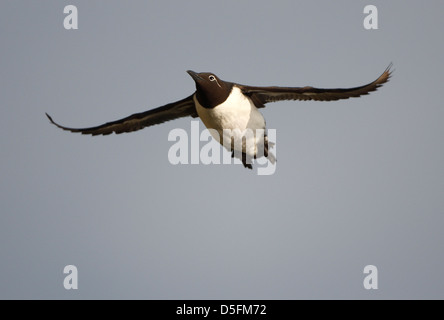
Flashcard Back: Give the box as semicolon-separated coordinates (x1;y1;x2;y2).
187;70;203;81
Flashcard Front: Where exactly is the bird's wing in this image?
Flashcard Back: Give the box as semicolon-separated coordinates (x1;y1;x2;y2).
46;94;197;136
238;64;392;107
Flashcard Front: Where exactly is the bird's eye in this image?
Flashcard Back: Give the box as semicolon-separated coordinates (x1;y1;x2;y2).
209;75;216;81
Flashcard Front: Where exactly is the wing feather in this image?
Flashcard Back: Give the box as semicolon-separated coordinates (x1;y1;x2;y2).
239;64;393;106
46;94;197;136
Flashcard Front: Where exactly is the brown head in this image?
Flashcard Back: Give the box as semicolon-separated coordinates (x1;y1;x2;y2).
187;70;234;108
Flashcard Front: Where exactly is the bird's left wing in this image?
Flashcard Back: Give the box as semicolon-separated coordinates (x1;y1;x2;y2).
238;64;392;107
46;94;197;136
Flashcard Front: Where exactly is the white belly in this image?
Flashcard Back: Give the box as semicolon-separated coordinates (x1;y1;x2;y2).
194;86;266;156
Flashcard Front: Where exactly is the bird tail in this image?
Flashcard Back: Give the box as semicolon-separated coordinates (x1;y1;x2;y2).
266;150;276;165
264;135;276;165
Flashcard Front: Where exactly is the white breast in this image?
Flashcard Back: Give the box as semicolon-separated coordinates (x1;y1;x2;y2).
194;86;266;156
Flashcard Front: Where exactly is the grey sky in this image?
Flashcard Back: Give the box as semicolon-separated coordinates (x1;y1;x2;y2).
0;1;443;299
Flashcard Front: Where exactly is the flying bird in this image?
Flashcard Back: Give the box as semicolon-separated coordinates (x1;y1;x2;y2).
46;64;392;169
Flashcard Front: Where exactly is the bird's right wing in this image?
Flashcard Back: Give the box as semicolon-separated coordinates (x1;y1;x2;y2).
46;94;197;136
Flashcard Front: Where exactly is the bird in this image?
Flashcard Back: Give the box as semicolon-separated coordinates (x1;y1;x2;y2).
46;64;392;169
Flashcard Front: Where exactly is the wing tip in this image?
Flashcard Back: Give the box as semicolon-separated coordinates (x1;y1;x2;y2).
45;112;67;129
372;63;394;90
45;112;86;134
382;62;394;82
45;112;55;124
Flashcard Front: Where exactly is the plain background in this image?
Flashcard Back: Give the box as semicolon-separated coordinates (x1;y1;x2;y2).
0;1;443;299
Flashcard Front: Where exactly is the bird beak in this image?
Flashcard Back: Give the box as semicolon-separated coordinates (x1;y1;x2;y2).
187;70;203;81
